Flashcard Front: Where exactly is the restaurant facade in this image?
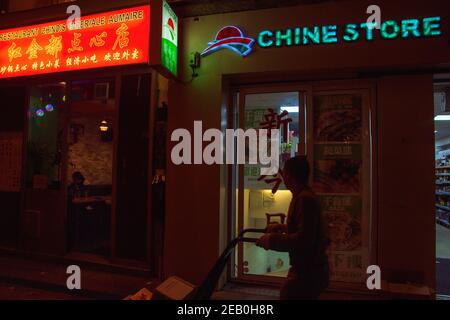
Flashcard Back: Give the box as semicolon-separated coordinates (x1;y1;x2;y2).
0;0;450;299
0;0;177;274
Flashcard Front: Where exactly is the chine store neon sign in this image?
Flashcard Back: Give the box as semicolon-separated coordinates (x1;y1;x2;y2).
202;16;442;58
258;16;442;48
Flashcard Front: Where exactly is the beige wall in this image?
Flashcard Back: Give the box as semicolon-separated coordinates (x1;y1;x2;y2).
165;0;449;289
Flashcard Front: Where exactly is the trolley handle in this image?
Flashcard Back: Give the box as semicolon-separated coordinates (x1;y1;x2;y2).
236;228;266;243
266;213;286;225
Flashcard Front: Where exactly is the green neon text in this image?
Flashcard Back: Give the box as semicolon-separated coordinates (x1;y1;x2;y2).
256;16;442;49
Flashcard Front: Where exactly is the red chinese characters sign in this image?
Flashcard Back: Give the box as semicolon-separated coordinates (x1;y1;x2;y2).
0;5;150;79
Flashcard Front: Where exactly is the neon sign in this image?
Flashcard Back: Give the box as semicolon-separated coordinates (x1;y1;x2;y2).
258;16;442;48
161;0;178;76
201;26;255;57
202;16;442;58
0;5;151;79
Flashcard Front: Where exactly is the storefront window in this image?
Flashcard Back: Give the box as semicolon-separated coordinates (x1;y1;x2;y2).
66;78;115;256
26;83;66;189
238;91;301;278
234;88;372;285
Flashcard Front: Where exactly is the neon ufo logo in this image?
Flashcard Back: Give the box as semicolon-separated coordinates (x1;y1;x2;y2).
201;26;255;57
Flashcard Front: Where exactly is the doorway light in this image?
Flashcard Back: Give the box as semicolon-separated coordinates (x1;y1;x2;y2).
100;120;109;132
435;115;450;121
45;104;54;112
280;106;299;113
36;109;45;117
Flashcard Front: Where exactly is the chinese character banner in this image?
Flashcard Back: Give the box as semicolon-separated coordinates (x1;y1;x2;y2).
0;5;150;78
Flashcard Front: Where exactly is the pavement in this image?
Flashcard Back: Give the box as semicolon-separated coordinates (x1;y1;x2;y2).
0;254;153;300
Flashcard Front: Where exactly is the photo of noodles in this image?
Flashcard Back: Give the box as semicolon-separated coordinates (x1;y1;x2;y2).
314;96;362;142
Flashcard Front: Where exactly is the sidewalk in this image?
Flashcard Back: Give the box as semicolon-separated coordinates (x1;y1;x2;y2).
0;254;153;300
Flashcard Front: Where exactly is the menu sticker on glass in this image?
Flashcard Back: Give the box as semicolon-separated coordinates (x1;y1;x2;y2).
244;108;267;189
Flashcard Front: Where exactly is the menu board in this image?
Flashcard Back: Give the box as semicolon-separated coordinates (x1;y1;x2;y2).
313;93;369;283
0;133;23;192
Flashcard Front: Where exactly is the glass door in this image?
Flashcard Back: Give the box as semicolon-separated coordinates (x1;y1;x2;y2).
65;78;116;258
24;82;68;254
233;87;308;283
232;85;373;287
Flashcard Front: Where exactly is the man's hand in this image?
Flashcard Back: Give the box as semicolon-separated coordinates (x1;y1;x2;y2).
256;234;271;250
266;223;286;234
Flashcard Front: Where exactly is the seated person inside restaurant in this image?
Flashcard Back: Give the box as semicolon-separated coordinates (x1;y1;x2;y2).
68;171;88;200
67;171;111;255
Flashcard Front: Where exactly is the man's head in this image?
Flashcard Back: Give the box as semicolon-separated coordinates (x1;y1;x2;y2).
72;171;85;185
281;155;310;191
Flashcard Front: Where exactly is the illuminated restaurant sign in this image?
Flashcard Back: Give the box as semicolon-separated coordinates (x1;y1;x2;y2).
161;0;178;76
0;5;151;79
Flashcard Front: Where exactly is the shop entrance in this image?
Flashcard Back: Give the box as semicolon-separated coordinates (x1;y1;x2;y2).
434;80;450;297
230;83;373;287
23;72;152;265
25;78;116;259
66;78;115;257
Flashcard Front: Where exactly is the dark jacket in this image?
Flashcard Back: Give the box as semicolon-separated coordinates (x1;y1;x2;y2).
269;188;329;276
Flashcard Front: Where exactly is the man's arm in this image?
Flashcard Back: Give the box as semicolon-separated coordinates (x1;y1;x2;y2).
266;223;288;234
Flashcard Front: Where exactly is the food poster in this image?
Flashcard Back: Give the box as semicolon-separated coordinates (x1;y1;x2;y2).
313;144;362;194
312;93;369;283
320;195;362;252
329;249;369;283
313;94;362;143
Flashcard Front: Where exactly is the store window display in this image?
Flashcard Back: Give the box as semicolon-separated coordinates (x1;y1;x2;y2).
434;82;450;297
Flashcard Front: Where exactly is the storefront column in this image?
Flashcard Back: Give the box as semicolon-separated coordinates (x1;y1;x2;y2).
377;74;436;290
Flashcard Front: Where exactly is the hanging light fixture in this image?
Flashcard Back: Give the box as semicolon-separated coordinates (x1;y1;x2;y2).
45;104;54;112
100;120;109;132
36;109;45;117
